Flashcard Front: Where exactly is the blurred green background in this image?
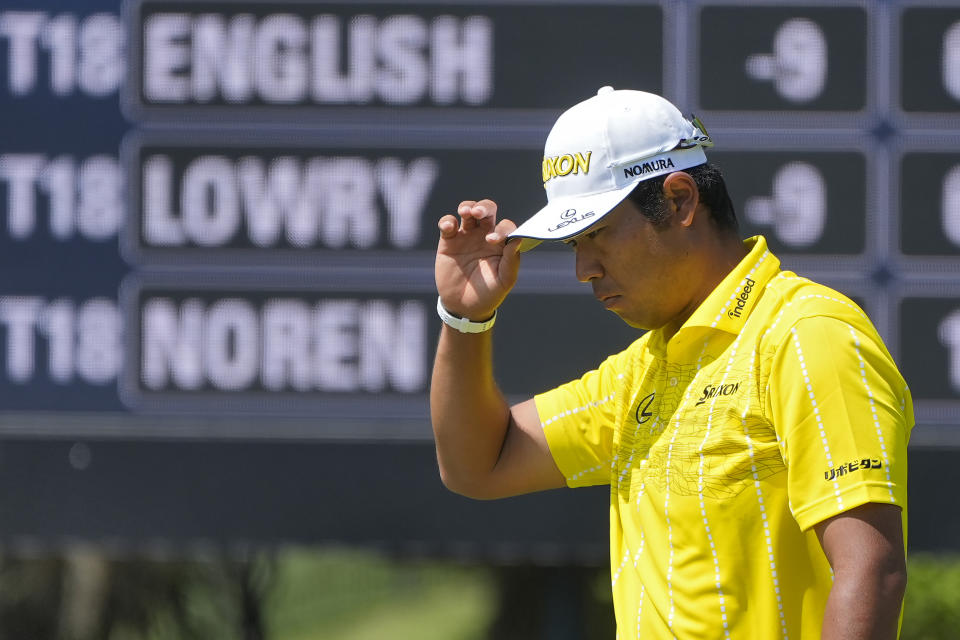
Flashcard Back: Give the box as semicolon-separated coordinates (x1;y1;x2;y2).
0;547;956;640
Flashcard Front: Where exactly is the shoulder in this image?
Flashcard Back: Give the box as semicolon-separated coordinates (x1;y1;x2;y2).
585;333;651;388
542;333;651;406
755;271;875;351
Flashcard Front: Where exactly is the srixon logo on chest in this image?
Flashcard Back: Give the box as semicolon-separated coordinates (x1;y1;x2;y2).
728;277;756;319
695;381;740;406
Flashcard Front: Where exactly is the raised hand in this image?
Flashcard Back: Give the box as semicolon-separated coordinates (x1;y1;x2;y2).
435;199;522;321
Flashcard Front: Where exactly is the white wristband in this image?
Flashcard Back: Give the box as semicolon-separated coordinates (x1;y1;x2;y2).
436;296;497;333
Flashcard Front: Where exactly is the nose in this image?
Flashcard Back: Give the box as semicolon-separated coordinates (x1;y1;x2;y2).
574;245;603;283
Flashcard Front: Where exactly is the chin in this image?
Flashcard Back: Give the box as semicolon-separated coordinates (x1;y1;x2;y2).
612;309;660;331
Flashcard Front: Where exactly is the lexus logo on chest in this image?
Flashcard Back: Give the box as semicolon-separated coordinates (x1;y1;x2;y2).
635;392;655;424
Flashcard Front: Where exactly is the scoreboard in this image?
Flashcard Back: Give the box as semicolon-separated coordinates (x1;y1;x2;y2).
1;1;959;495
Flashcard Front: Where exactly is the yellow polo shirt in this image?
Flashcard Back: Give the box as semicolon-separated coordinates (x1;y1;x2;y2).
536;236;912;639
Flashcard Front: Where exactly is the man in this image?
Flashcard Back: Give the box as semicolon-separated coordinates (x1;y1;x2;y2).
431;86;912;638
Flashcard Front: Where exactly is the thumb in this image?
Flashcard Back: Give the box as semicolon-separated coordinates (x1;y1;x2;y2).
497;230;523;289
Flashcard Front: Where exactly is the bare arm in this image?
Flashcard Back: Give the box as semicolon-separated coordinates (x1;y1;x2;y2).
431;199;566;499
815;502;907;640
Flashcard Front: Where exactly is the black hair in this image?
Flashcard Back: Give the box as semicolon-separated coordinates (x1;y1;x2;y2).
625;162;738;233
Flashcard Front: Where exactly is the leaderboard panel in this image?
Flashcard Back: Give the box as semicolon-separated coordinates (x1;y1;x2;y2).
122;136;546;265
121;278;640;416
0;0;958;446
125;1;664;121
0;0;662;431
898;149;960;260
897;5;960;125
692;3;871;127
898;288;960;431
709;148;868;257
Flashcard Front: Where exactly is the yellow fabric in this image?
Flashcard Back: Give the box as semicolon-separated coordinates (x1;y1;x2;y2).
536;236;913;639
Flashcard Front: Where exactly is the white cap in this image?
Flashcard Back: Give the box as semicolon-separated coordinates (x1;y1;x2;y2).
508;87;713;251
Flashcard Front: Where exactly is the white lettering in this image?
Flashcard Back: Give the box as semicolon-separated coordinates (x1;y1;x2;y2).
77;155;123;239
76;13;124;96
315;299;359;391
204;299;258;391
311;14;370;103
142;154;435;249
0;153;44;238
0;154;124;242
430;15;492;105
144;13;191;101
191;13;254;103
943;21;960;102
378;15;427;104
143;155;184;245
939;309;960;392
0;11;44;95
359;300;425;392
141;297;427;393
40;14;76;95
1;11;123;97
74;298;122;384
320;157;377;248
378;157;438;249
261;299;312;391
142;298;205;390
745;18;827;103
181;155;239;247
141;12;493;105
0;296;120;384
0;296;42;382
237;156;306;247
942;165;960;247
41;155;76;238
744;162;826;248
255;14;308;103
42;299;74;382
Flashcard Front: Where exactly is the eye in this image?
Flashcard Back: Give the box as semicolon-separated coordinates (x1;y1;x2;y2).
564;226;604;249
585;227;603;240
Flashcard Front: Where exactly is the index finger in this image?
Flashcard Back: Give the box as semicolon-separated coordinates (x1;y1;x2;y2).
458;199;498;222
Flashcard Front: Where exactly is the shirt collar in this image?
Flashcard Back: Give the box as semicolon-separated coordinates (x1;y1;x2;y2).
647;235;781;357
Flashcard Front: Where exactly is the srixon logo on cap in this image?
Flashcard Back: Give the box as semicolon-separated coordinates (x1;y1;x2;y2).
543;151;592;183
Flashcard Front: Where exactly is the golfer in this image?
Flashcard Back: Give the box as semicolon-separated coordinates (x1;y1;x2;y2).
431;86;912;639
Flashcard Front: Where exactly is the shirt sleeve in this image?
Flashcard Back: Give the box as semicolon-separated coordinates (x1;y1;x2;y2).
534;350;628;488
767;315;913;531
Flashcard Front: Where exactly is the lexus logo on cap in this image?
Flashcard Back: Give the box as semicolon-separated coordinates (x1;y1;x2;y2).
547;209;596;232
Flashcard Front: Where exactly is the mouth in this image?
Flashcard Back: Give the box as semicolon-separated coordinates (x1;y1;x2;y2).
597;294;621;309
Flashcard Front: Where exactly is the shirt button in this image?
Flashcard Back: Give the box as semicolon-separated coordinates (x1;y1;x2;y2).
669;377;678;387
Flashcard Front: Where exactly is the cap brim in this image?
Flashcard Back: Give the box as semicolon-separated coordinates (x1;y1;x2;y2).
507;181;639;252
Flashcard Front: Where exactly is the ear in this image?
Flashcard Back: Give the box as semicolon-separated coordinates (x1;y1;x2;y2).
662;172;701;228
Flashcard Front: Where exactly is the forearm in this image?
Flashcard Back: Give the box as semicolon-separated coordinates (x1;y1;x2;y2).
430;325;512;495
821;567;906;640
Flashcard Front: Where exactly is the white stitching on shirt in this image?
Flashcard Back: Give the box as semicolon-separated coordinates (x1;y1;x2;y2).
612;546;631;588
790;327;844;511
662;339;712;632
699;333;743;638
741;348;789;640
847;324;896;503
541;391;616;428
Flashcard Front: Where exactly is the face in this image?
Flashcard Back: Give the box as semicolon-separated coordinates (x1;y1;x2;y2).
566;197;700;331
